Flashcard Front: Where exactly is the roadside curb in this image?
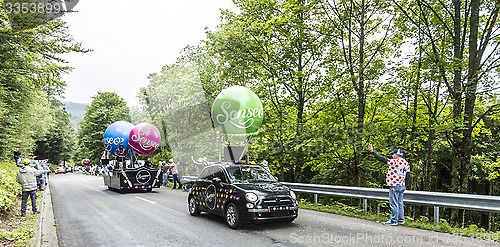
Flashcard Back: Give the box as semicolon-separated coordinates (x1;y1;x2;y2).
35;179;58;247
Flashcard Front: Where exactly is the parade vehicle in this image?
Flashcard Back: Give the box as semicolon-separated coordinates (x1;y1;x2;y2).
55;166;65;174
103;160;162;192
101;121;162;193
188;162;298;228
187;86;298;228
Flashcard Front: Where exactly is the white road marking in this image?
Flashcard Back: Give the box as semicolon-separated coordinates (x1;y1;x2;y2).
135;196;156;204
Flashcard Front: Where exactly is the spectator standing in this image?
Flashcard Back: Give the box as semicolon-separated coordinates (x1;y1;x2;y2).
38;165;48;191
167;159;182;189
260;160;270;172
162;162;170;187
34;163;42;189
368;144;410;226
16;159;48;216
102;165;109;175
14;149;21;167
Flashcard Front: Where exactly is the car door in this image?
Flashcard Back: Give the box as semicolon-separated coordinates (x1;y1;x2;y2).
197;166;215;212
210;166;233;216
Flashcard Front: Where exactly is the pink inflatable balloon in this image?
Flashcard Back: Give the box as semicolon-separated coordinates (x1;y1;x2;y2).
128;123;161;155
82;159;90;165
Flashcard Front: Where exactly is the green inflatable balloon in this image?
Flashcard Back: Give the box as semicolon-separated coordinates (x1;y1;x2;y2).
211;86;264;136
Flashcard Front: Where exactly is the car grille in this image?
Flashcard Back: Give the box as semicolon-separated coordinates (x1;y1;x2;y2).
261;197;292;207
256;196;296;218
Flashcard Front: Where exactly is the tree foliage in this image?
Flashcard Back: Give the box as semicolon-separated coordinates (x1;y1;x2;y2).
154;0;500;228
34;99;75;165
77;92;130;164
0;2;87;162
137;64;218;173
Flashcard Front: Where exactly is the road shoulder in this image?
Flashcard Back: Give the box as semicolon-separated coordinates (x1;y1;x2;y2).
34;180;58;247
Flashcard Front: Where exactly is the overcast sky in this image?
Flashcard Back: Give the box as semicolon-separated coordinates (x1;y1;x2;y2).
59;0;237;106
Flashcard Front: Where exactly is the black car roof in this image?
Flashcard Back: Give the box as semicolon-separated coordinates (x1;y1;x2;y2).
205;162;261;169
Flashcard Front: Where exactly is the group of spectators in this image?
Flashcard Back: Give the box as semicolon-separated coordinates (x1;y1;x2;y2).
13;149;49;191
34;163;49;191
81;165;108;176
15;158;49;216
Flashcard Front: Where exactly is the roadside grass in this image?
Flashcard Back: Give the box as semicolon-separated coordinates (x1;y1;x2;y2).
298;199;500;242
0;161;40;246
0;214;37;247
0;162;22;211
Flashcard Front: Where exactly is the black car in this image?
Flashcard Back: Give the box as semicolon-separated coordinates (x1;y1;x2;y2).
188;163;298;228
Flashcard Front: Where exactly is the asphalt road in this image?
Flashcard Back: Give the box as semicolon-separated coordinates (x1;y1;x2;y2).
50;173;499;247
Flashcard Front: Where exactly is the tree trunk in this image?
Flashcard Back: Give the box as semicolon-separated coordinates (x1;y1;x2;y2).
353;0;366;188
294;7;305;183
450;0;465;224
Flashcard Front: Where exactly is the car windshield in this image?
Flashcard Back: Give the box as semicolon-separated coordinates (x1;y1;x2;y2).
225;165;276;183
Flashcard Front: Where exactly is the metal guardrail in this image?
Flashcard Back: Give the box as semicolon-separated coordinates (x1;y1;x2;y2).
181;176;198;184
281;182;500;225
180;176;500;225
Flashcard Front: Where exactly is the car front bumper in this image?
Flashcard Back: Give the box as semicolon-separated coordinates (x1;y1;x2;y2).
242;206;298;222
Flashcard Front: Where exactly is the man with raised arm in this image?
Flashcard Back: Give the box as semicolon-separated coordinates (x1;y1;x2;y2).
368;144;410;226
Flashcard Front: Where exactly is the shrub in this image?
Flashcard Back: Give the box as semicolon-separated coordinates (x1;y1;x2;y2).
0;162;22;212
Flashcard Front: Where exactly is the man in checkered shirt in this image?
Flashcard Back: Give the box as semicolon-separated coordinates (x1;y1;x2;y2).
369;144;410;226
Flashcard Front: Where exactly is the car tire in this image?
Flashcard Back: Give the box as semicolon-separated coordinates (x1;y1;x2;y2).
225;203;242;229
188;197;200;216
283;218;295;224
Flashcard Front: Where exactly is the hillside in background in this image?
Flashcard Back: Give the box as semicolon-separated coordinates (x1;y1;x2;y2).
63;102;88;129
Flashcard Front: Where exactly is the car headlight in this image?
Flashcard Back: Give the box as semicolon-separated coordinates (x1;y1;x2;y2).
245;192;258;202
290;190;296;200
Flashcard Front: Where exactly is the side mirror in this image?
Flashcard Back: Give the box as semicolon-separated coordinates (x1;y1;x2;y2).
212;177;222;183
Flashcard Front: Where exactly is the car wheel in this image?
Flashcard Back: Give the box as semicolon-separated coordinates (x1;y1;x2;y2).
225;203;242;229
283;218;295;223
188;197;200;216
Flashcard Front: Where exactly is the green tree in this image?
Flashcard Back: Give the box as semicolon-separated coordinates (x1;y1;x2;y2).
138;64;216;172
77;92;130;163
317;0;403;186
203;0;334;182
130;106;151;125
392;0;500;223
34;98;75;165
0;3;87;160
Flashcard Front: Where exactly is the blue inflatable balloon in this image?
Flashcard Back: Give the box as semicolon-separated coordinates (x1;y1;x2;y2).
103;121;136;158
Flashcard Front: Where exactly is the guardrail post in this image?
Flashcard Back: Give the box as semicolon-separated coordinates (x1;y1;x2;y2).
314;194;318;206
363;199;367;215
434;206;439;225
